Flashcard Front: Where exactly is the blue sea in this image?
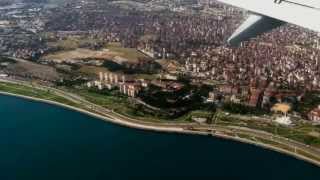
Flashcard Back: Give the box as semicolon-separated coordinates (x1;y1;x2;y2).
0;94;319;180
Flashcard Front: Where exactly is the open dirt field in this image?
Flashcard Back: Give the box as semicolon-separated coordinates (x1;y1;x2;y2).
42;43;148;64
4;58;61;81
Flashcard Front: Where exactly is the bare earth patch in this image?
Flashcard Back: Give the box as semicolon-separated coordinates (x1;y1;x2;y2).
42;44;148;64
5;59;60;80
42;48;118;62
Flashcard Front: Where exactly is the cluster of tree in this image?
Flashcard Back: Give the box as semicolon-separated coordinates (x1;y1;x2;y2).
222;102;267;115
296;91;320;117
56;78;87;87
139;84;214;118
102;58;161;74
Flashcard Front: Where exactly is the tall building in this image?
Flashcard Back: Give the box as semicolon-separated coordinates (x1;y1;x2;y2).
248;88;263;107
99;72;104;82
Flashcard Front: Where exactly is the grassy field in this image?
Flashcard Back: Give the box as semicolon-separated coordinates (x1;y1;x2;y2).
70;89;170;123
216;112;320;147
75;89;129;111
175;110;214;122
0;82;79;107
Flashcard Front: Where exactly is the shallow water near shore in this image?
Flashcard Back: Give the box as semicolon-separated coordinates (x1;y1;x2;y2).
0;94;320;180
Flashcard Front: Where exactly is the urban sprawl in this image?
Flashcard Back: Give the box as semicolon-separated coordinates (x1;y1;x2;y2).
1;0;320;125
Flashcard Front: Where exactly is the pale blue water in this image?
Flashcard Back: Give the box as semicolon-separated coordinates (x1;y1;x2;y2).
0;94;319;180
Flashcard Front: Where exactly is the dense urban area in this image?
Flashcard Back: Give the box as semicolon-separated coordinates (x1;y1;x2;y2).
1;0;320;151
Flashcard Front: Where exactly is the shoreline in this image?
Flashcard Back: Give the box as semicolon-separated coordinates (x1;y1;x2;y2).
1;90;320;168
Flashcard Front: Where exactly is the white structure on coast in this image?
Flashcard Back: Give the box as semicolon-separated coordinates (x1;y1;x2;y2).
87;72;145;98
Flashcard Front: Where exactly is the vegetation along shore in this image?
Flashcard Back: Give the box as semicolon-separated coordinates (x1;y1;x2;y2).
1;79;320;167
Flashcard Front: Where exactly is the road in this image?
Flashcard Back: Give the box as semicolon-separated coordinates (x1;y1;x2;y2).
1;77;320;166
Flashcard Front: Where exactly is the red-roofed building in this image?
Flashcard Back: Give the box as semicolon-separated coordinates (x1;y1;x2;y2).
308;106;320;123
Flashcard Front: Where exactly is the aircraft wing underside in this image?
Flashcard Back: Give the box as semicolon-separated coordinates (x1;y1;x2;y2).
218;0;320;46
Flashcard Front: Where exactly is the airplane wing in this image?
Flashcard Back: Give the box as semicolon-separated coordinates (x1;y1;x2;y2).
218;0;320;46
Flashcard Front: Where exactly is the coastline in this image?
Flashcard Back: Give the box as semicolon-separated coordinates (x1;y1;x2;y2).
1;90;320;168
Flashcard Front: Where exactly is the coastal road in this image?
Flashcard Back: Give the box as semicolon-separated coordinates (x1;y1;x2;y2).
1;77;320;167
